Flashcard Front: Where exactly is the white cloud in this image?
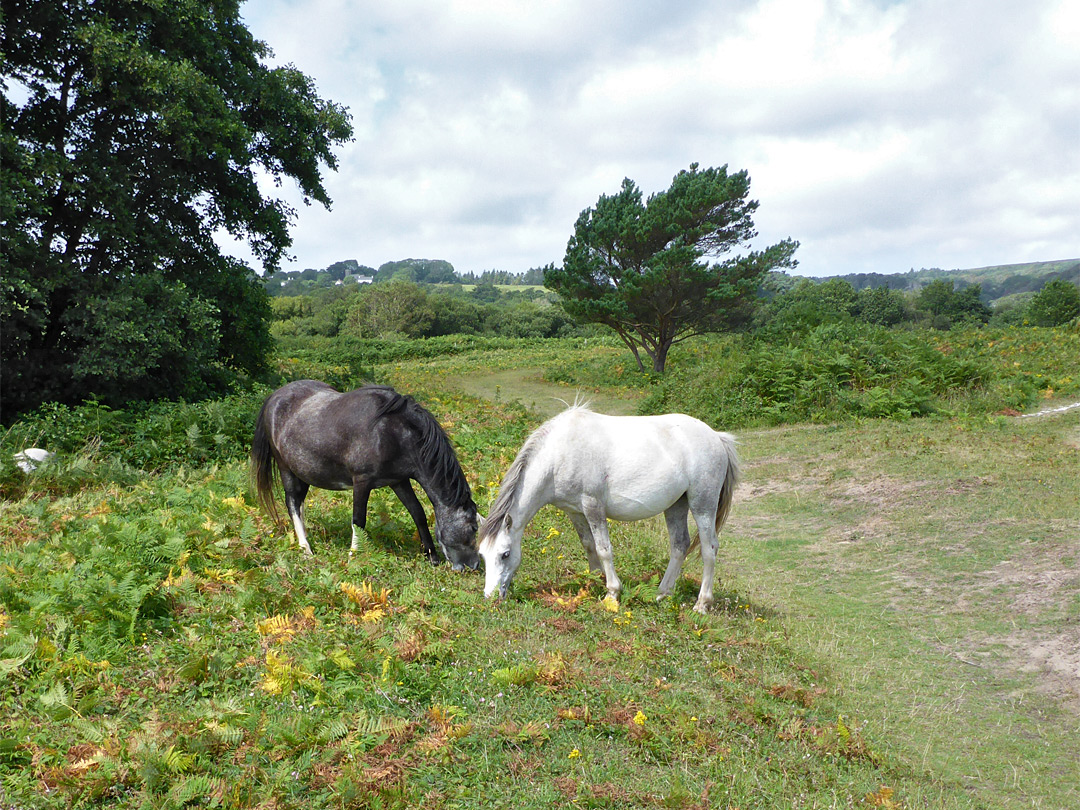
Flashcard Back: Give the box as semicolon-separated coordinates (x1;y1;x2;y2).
230;0;1080;276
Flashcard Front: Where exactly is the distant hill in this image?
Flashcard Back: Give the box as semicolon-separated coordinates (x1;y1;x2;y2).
819;259;1079;304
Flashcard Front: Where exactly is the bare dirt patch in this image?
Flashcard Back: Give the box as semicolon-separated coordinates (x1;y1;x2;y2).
965;556;1079;617
829;475;928;509
1002;628;1080;713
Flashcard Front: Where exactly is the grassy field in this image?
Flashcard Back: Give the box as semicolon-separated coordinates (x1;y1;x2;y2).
726;414;1079;809
2;331;1077;809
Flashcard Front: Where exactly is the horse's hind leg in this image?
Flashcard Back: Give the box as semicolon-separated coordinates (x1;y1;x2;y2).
280;469;313;555
688;492;721;614
658;496;692;601
567;511;602;573
391;481;439;564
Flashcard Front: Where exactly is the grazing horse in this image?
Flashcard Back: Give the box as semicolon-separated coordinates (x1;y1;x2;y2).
252;381;480;569
479;404;738;613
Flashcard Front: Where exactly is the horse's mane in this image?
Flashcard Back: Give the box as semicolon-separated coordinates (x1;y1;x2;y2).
366;386;474;510
479;401;591;549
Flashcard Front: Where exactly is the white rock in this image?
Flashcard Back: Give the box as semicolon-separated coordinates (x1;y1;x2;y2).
14;448;55;472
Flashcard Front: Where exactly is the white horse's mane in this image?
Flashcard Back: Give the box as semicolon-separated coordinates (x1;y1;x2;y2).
479;396;592;551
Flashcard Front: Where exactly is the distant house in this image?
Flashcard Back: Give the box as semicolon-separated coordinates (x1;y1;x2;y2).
337;273;374;285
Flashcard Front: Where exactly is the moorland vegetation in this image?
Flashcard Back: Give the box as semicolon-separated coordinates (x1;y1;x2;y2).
2;279;1078;807
4;3;1079;806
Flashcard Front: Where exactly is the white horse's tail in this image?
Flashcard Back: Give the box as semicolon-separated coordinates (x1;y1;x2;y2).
688;431;739;554
713;431;740;535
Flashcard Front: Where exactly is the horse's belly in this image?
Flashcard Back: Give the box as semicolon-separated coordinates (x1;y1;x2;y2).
294;467;353;490
552;481;685;522
604;490;682;521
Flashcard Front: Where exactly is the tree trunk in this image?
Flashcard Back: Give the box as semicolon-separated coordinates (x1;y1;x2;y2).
649;339;671;374
614;329;647;372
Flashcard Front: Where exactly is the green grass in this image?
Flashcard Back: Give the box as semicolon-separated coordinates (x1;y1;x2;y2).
722;413;1080;809
2;327;1078;808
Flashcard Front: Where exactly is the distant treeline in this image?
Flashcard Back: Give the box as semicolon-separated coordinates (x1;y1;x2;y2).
817;259;1079;303
265;258;546;296
269;266;1079;347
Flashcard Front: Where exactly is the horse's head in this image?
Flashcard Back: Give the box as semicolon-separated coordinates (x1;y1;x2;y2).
479;513;523;600
436;505;481;571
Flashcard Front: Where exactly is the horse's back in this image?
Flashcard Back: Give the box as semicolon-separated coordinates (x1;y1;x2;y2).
266;379;338;410
260;382;385;488
552;409;727;460
541;409;733;518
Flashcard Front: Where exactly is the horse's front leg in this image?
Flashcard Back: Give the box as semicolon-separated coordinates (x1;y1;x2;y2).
582;498;621;602
390;481;439;564
280;469;313;556
658;496;692;601
351;479;373;553
567;511;602;573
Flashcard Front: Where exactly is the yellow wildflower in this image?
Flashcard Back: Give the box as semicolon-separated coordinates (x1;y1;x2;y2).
633;711;647;726
568;748;581;759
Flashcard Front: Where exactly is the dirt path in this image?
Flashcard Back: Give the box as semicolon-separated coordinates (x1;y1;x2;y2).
1019;400;1080;418
445;367;642;418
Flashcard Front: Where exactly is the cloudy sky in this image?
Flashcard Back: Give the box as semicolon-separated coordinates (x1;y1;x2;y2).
233;0;1079;278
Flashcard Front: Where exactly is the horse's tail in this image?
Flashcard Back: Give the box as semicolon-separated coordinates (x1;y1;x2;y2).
250;398;281;523
689;431;739;554
713;431;740;536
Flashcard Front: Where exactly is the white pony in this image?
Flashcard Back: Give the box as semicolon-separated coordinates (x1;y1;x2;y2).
479;405;739;613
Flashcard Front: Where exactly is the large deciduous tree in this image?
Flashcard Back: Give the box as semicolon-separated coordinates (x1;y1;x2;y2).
545;164;798;372
0;0;352;417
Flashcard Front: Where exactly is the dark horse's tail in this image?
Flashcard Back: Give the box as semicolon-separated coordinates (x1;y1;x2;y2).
251;398;281;523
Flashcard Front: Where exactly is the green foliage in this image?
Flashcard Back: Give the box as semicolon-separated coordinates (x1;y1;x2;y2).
759;279;917;333
915;280;991;328
63;273;228;406
856;285;911;326
1;0;351;417
1;387;269;483
546;163;798;372
1027;278;1080;326
617;323;1078;427
264;260;550;297
271;282;583;342
760;278;860;333
346;281;436;338
374;258;457;284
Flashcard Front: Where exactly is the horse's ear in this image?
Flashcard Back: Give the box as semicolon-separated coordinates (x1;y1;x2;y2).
476;514;486;528
505;514;513;530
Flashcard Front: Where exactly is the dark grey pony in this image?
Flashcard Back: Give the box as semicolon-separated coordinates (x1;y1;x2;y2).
251;380;480;569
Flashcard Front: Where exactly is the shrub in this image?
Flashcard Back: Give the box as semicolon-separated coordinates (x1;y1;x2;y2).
642;324;999;427
1027;279;1080;327
1;388;270;473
